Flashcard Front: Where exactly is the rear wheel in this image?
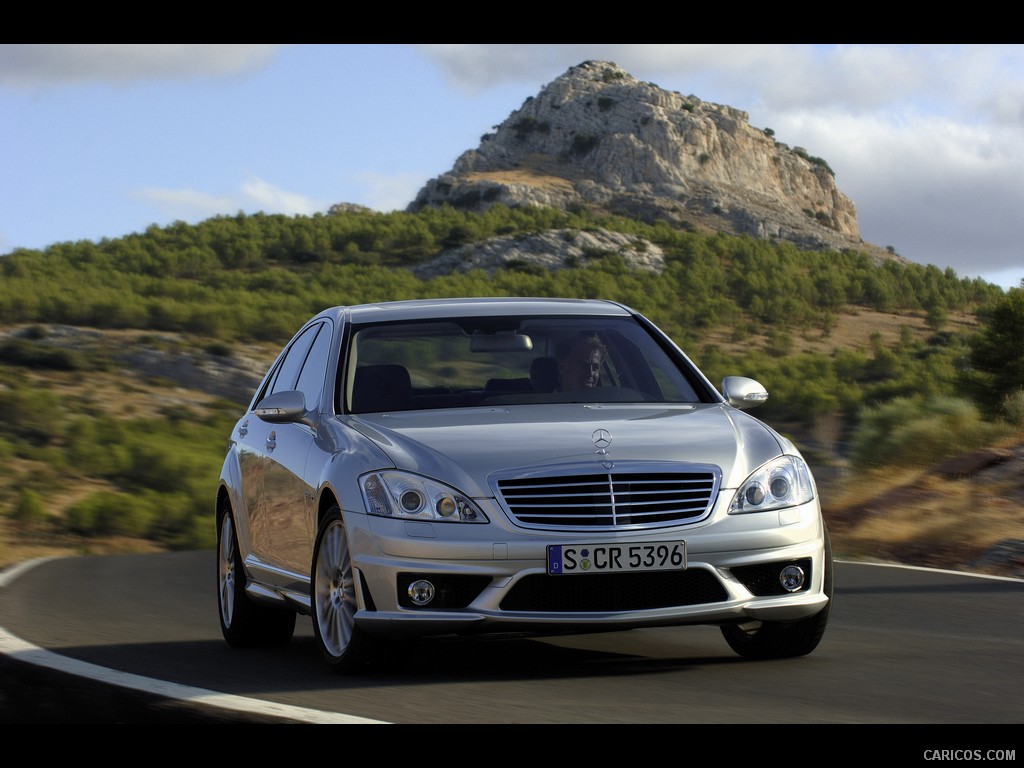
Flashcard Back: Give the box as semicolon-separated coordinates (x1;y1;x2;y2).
217;501;296;647
721;524;833;659
311;506;373;671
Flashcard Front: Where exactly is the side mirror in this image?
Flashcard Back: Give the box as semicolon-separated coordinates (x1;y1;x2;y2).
254;390;315;427
722;376;769;410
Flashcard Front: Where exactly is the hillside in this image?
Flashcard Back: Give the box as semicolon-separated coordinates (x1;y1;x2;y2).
411;60;892;261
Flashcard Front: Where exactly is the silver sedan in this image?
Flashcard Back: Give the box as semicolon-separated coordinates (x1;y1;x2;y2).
216;298;832;671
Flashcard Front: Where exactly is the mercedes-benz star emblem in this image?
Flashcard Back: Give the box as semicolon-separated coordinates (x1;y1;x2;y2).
592;428;613;449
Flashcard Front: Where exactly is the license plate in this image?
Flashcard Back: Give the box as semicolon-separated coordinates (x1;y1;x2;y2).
547;541;687;575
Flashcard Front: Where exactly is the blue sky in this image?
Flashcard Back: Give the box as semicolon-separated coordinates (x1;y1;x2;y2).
3;44;1023;288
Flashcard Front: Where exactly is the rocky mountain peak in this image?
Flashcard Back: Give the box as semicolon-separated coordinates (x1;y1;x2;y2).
410;60;877;256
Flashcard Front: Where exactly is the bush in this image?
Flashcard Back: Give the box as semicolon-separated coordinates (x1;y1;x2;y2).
66;491;154;537
850;397;1007;470
0;340;96;371
140;489;213;549
11;488;47;524
567;133;599;158
1000;388;1024;428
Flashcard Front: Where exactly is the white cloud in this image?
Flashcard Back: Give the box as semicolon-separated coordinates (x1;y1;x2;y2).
416;44;573;92
355;171;429;213
418;44;1024;118
977;266;1024;291
0;44;281;88
417;44;800;92
134;176;323;222
763;108;1024;273
239;176;322;216
133;187;237;221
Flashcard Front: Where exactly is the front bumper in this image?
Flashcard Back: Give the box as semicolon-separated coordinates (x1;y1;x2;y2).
346;498;829;638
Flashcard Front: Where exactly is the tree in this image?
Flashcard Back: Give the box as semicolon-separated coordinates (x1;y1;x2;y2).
967;287;1024;411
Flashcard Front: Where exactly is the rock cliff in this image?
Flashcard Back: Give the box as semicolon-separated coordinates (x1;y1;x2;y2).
410;60;877;257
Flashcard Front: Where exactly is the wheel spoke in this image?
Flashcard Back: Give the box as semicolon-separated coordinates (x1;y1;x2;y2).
315;519;357;658
219;516;235;626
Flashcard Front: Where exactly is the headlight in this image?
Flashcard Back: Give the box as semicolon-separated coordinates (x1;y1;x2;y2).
359;471;488;523
729;456;814;514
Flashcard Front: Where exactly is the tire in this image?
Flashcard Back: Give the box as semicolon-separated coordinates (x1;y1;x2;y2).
721;523;834;660
217;501;296;647
311;506;373;672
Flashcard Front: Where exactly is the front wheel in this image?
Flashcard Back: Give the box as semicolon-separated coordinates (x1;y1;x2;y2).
217;501;296;647
311;506;373;671
721;523;833;659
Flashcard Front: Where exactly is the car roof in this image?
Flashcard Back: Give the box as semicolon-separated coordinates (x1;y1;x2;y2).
318;298;637;324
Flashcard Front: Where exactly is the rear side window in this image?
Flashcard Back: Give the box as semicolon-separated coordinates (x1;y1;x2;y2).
294;322;333;410
257;321;333;408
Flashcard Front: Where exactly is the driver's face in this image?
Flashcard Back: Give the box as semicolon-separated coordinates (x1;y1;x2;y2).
561;348;603;389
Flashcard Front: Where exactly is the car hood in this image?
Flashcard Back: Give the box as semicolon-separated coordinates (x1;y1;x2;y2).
343;403;786;498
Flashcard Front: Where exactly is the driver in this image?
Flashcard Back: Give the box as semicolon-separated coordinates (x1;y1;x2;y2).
557;334;607;390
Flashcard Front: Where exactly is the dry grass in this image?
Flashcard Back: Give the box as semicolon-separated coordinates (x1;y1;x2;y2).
700;308;977;359
467;168;577;193
823;447;1024;577
0;518;165;570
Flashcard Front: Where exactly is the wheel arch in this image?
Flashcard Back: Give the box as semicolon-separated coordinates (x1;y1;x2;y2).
216;483;232;526
316;487;341;529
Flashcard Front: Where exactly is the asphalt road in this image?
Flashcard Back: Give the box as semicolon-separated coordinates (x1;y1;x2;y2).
1;550;1021;726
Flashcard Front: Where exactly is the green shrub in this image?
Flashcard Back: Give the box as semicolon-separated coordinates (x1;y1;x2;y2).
567;133;599;158
1000;388;1024;428
12;488;47;524
141;489;213;549
0;340;96;371
512;117;550;137
66;491;155;537
850;397;1007;470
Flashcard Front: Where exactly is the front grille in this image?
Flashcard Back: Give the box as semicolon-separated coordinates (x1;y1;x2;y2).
496;466;719;529
500;569;727;612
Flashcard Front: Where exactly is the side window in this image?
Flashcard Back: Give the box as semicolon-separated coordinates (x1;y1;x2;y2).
294;322;333;410
268;323;322;397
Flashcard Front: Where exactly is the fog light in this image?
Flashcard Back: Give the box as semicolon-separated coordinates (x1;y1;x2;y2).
779;565;805;592
407;579;435;605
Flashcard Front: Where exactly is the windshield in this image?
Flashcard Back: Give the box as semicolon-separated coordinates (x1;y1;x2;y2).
343;315;712;413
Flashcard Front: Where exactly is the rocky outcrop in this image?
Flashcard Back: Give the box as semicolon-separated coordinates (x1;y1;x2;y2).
410;60;875;255
0;324;267;406
412;228;664;278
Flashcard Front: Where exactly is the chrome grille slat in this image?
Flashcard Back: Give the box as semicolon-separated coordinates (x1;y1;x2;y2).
495;465;720;529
